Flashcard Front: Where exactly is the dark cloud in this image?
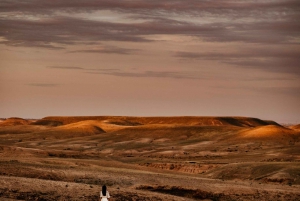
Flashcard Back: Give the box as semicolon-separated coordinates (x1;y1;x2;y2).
175;47;300;60
88;68;120;72
0;17;149;49
214;85;300;96
175;47;300;75
69;46;139;55
47;66;84;70
256;87;300;96
0;0;299;48
26;83;59;87
211;20;300;43
86;69;294;81
225;58;300;75
87;70;204;80
3;14;297;50
0;16;225;49
1;0;299;13
0;40;64;50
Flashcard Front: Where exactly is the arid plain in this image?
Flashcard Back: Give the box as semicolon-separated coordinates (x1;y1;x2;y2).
0;116;299;201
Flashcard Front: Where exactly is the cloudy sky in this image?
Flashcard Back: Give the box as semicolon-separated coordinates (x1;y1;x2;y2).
0;0;299;123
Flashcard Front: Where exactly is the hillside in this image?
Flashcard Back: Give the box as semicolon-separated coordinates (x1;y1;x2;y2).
240;125;297;138
0;117;30;127
0;116;299;200
32;116;280;128
290;124;300;130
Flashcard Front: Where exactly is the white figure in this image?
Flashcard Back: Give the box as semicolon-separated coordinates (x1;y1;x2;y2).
100;185;110;201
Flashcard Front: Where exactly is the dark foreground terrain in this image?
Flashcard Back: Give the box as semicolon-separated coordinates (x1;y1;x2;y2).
0;116;299;200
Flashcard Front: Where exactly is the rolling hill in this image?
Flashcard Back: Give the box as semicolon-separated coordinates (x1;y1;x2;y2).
0;117;31;127
32;116;280;127
290;124;300;130
0;116;299;200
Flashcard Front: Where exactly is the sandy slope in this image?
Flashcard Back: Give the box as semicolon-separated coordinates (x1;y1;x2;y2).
238;125;299;143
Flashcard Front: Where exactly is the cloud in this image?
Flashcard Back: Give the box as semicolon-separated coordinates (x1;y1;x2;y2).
88;68;120;72
47;66;84;70
257;87;300;95
0;40;64;50
1;0;299;14
237;86;300;97
175;47;300;75
0;16;227;49
0;0;299;49
86;68;294;81
69;46;139;55
26;83;59;87
175;48;300;61
225;58;300;75
87;70;205;80
0;17;150;49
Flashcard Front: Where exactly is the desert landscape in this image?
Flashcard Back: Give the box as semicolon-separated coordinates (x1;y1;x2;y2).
1;0;300;200
0;116;299;201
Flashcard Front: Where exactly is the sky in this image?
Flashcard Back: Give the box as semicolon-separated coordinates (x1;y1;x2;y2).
0;0;299;123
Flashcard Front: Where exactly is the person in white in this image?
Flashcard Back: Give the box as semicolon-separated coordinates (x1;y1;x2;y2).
100;185;110;201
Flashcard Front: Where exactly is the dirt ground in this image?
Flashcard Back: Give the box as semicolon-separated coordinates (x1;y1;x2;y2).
0;116;299;200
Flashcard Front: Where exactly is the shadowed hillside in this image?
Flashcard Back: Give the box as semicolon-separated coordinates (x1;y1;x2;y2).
32;116;280;127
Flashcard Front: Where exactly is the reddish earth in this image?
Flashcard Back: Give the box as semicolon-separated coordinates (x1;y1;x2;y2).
290;124;300;130
0;116;299;200
0;118;32;127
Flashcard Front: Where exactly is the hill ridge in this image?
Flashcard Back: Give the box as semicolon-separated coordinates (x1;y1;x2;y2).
0;117;30;127
290;124;300;130
32;116;281;128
